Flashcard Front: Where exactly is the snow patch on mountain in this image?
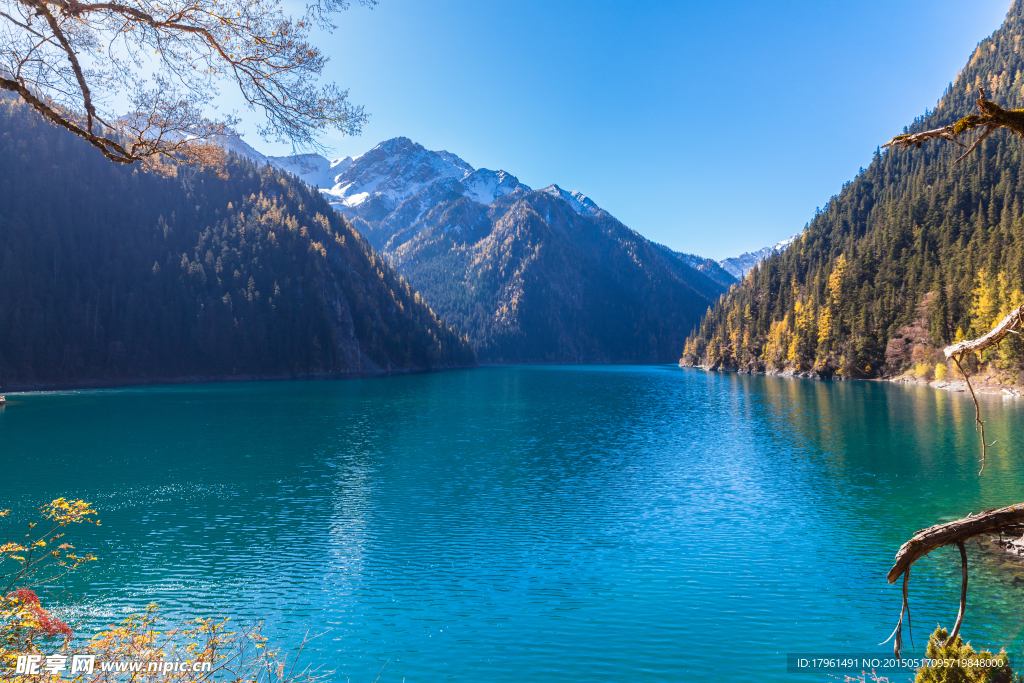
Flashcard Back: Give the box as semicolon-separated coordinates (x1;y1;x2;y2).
265;154;335;189
539;185;602;216
720;234;800;279
216;135;268;164
461;169;528;205
214;135;354;189
322;137;476;211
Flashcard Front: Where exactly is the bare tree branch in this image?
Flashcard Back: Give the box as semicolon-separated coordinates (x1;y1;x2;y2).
888;505;1024;584
883;88;1024;163
948;541;968;645
943;303;1024;358
951;354;993;475
884;504;1024;657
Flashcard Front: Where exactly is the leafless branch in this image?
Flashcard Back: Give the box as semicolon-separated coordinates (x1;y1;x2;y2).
951;354;992;475
884;504;1024;656
944;303;1024;358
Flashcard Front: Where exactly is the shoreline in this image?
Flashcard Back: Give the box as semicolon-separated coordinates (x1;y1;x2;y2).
683;362;1023;397
886;374;1022;397
0;361;688;395
0;364;479;394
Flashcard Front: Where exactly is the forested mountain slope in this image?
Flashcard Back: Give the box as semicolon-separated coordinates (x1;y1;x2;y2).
0;97;476;388
388;190;729;363
682;0;1024;382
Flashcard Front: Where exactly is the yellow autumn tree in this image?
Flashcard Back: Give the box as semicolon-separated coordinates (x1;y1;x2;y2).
762;315;791;370
828;254;847;303
787;286;817;368
969;267;1024;365
971;266;1001;336
996;269;1024;319
816;254;846;359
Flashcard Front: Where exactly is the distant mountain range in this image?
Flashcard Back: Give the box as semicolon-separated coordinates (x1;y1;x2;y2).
230;135;795;287
227;136;737;362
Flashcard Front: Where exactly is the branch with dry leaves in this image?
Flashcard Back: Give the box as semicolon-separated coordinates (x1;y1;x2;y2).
883;88;1024;163
0;0;375;171
883;505;1024;660
0;501;332;683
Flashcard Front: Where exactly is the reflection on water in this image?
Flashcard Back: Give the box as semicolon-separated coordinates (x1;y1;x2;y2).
2;366;1024;682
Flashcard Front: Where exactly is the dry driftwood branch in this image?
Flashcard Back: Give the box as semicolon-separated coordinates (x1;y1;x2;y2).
951;354;993;474
880;568;913;657
884;506;1024;657
883;89;1024;163
940;303;1024;474
948;541;968;644
944;303;1024;359
888;504;1024;584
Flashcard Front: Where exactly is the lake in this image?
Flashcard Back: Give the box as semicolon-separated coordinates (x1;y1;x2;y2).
3;365;1024;682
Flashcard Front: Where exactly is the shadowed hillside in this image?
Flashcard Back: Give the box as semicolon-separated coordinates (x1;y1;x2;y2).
0;98;476;389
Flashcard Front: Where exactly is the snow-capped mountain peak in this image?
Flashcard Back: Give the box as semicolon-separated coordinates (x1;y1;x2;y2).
719;233;801;279
218;135;616;242
539;185;603;217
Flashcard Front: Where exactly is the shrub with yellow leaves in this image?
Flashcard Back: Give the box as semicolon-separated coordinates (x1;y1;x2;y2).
0;502;319;683
1;499;99;596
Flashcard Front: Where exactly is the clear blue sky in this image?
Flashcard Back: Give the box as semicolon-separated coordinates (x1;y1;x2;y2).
232;0;1011;261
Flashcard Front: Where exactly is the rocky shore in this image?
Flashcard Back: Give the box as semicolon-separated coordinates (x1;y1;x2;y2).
886;373;1023;397
975;533;1024;582
684;361;1024;397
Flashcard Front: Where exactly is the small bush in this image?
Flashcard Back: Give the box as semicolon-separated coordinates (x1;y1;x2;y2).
935;363;948;381
915;362;933;380
914;626;1019;682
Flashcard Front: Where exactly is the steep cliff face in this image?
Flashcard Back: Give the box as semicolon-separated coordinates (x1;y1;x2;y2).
683;1;1024;385
0;98;476;388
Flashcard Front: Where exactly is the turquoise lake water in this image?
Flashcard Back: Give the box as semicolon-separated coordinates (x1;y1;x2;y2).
3;365;1024;681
